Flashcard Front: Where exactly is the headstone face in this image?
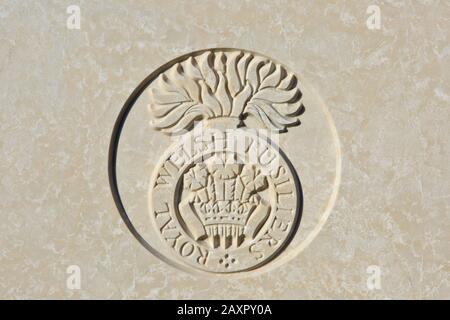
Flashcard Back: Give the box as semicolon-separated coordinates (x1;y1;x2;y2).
2;1;447;300
111;49;340;276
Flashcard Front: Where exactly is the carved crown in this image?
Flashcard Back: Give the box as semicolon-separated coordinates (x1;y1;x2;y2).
194;201;256;228
148;49;303;133
183;162;268;237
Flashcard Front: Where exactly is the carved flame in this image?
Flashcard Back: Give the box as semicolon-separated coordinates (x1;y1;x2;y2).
148;50;303;133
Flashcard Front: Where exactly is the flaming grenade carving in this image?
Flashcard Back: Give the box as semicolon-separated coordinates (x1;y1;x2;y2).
148;49;303;273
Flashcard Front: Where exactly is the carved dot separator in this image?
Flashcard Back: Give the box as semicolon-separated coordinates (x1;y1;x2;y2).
219;254;238;268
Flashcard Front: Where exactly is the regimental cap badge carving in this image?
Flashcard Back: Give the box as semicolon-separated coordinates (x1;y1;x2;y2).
109;47;342;277
144;49;304;274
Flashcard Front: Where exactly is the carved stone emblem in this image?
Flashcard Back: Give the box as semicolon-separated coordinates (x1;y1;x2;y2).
147;49;303;273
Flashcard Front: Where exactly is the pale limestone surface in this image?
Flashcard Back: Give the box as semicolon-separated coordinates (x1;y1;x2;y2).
0;0;449;299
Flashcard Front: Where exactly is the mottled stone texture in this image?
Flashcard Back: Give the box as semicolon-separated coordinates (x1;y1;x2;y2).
0;0;449;299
